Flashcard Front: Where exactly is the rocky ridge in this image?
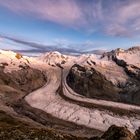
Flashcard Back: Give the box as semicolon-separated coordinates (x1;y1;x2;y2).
67;47;140;105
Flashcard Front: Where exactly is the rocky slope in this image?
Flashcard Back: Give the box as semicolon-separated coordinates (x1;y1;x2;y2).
0;50;47;106
0;110;87;140
0;111;140;140
67;47;140;105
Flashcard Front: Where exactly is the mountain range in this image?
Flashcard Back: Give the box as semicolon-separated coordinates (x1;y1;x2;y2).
0;47;140;140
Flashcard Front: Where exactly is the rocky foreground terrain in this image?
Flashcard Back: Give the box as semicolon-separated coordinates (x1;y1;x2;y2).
0;48;140;139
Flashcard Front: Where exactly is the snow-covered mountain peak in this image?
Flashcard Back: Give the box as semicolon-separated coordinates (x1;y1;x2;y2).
0;49;17;58
38;51;74;66
115;46;140;67
0;50;34;72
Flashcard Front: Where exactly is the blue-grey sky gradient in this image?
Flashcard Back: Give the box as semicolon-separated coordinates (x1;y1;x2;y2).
0;0;140;54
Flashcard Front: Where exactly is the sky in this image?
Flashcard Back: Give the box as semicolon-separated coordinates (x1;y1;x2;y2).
0;0;140;55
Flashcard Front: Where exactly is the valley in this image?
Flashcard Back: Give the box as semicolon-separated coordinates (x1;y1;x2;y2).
0;48;140;139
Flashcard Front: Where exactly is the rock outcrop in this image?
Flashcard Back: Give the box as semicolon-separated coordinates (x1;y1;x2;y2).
90;125;140;140
100;125;134;140
0;66;47;105
67;47;140;105
134;127;140;140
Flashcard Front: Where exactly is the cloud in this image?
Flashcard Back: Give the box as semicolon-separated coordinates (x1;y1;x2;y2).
53;38;70;48
0;37;4;42
0;0;85;28
101;0;140;37
0;0;140;37
104;24;131;37
0;35;81;55
0;35;108;56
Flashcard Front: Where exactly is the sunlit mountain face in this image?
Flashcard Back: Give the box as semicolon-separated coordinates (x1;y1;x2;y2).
0;0;140;55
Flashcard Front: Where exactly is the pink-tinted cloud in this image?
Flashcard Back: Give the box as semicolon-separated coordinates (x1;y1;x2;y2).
0;37;3;42
102;0;140;37
1;0;140;37
0;0;86;28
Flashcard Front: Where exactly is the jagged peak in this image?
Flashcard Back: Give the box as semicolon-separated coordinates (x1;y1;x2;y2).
101;46;140;59
127;46;140;52
38;51;69;66
43;51;62;55
39;51;67;59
